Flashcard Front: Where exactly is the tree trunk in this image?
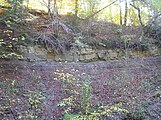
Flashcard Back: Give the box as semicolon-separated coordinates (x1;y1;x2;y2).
53;0;59;37
27;0;30;8
124;0;128;26
48;0;51;14
119;0;122;25
48;0;52;19
130;3;143;27
130;3;144;41
75;0;78;17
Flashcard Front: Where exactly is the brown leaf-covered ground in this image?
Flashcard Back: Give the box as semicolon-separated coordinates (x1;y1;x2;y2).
0;57;161;120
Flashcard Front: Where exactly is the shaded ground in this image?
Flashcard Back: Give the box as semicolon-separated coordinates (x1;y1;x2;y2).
0;56;161;119
0;4;161;120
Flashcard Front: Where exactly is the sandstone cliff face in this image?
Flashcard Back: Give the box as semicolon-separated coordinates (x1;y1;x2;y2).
15;43;161;62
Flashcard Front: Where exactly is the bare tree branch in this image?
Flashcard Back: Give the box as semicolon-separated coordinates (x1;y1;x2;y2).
130;3;144;27
84;0;118;20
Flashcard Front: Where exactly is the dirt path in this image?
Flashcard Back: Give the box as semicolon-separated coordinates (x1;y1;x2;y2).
0;56;161;119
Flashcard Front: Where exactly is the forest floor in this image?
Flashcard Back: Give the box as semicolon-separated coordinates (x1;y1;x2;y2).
0;56;161;120
0;9;161;120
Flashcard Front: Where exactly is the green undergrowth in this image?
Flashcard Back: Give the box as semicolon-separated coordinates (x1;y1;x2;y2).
0;75;46;119
53;67;129;120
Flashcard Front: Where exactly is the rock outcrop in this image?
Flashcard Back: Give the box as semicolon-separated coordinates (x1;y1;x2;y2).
15;43;161;62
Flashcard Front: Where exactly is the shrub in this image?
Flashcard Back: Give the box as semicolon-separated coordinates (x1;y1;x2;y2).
53;68;129;119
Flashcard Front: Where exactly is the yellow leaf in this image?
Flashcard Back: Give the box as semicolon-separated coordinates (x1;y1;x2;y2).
21;36;25;40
